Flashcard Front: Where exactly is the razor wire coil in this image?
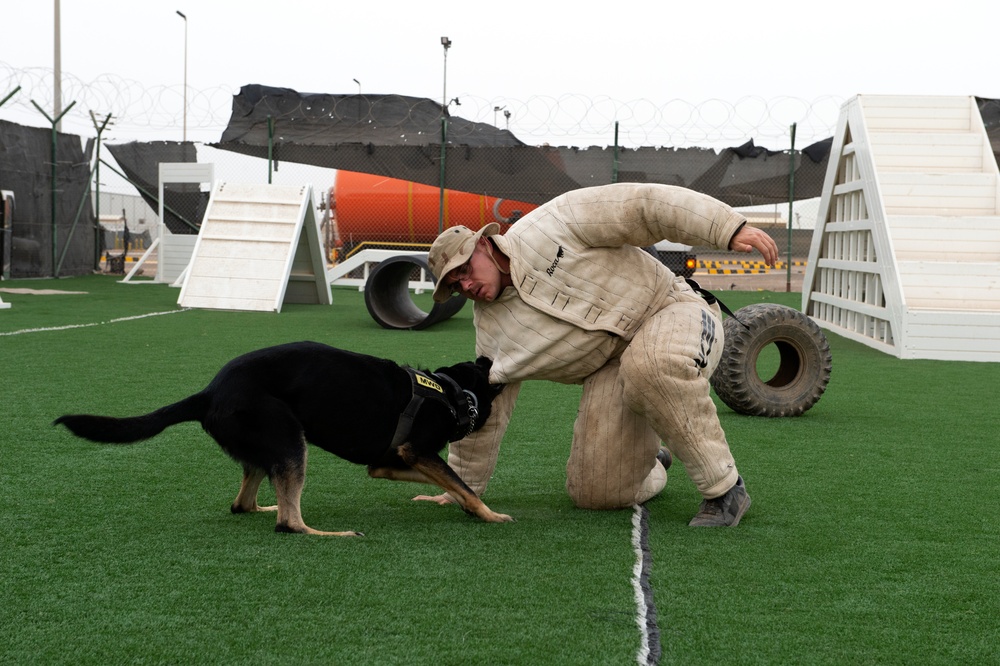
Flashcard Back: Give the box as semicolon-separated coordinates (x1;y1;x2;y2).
2;62;841;149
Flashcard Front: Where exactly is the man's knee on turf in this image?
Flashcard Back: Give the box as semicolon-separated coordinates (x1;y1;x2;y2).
566;460;667;509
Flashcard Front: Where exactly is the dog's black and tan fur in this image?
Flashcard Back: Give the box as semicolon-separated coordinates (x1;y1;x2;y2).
55;341;510;535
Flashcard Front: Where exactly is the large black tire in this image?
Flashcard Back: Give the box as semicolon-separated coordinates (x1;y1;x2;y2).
711;303;832;417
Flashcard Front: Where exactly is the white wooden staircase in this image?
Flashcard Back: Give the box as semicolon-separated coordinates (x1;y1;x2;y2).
803;95;1000;362
177;183;331;312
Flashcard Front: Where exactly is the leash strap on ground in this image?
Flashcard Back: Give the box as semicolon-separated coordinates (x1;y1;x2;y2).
685;278;748;329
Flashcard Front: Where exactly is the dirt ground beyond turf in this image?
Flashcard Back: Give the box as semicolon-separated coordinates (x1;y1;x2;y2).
692;266;805;294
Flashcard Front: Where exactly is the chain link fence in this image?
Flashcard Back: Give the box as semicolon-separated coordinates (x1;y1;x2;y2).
2;63;838;285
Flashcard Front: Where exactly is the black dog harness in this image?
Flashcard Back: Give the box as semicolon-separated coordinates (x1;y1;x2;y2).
390;368;480;448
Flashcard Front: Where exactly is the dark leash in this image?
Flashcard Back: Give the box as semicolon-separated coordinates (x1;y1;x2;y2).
390;368;480;448
685;277;748;329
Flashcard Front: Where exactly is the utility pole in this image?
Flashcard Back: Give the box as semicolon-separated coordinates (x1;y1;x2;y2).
176;11;188;142
54;0;62;131
438;37;452;235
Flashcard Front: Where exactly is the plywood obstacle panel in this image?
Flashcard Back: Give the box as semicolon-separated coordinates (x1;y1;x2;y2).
802;95;1000;362
178;182;331;312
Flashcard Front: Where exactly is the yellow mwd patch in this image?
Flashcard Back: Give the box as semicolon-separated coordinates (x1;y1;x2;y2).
416;374;444;393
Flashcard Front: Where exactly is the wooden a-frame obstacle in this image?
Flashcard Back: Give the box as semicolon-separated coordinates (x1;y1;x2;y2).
177;182;331;312
802;95;1000;362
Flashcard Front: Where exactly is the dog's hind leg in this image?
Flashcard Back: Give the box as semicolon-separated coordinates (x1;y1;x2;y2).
272;447;363;537
231;464;276;514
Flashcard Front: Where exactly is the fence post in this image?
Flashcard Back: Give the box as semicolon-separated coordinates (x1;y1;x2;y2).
612;121;620;183
30;98;76;277
438;117;448;234
267;115;274;184
786;122;797;292
89;112;112;269
0;86;21;109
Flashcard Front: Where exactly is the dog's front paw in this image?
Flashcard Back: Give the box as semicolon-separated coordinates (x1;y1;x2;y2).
485;512;515;523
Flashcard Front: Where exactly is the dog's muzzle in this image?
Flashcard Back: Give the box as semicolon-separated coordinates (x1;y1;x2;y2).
435;373;479;441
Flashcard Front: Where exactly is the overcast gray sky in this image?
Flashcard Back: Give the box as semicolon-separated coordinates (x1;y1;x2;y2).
4;0;999;148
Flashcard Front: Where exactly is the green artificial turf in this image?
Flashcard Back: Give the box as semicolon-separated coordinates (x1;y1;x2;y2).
2;276;998;665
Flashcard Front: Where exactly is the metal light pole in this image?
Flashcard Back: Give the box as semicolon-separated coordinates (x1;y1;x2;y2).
438;37;451;234
353;78;361;94
176;10;188;142
54;0;62;131
441;37;451;108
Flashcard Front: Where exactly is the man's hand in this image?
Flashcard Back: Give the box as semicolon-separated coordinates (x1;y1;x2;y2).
413;494;455;506
729;225;779;267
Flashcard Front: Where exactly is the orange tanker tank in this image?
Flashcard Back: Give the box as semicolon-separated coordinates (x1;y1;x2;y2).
330;170;537;249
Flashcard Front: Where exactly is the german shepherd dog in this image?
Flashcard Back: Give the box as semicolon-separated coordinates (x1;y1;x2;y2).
55;342;510;536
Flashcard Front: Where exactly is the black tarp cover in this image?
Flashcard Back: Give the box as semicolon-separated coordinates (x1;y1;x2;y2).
0;120;94;277
212;84;837;206
976;97;1000;156
105;141;207;235
216;85;580;204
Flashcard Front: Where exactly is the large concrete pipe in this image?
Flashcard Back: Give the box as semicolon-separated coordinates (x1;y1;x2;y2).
364;254;467;330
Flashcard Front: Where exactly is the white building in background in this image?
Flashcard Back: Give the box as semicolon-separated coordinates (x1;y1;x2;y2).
736;197;821;230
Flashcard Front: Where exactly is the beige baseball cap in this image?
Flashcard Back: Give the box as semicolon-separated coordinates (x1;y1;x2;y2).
428;223;500;302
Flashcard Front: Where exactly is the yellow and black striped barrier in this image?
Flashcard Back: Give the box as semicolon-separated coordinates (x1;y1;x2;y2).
697;259;807;274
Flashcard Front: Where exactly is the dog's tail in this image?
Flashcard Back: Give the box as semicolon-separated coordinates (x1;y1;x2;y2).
53;393;209;444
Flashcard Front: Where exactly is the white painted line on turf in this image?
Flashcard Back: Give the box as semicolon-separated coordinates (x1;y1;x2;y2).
0;309;189;337
632;504;661;666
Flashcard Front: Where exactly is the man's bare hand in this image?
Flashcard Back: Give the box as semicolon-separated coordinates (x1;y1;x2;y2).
729;225;779;267
412;494;455;506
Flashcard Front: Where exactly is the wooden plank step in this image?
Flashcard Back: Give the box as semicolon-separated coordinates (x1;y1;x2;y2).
897;260;1000;310
860;95;974;133
869;131;985;173
887;215;1000;261
879;173;998;216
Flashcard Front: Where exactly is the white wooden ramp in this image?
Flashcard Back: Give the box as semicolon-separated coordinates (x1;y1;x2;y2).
178;182;332;312
327;249;434;291
802;95;1000;362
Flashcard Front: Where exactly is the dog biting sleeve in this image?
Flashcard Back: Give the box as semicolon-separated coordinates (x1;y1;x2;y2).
445;381;522;498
